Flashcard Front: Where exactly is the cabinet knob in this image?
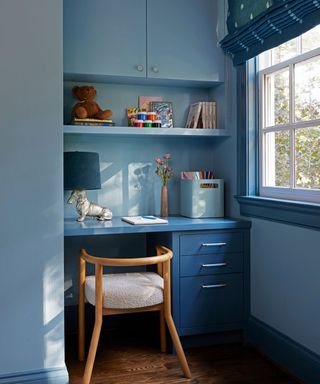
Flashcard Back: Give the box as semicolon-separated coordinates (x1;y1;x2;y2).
151;66;159;73
136;65;144;72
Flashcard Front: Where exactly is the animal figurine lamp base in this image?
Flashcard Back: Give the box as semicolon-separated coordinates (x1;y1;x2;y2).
67;189;112;222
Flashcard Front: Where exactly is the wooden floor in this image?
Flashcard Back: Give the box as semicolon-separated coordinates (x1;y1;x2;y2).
66;331;300;384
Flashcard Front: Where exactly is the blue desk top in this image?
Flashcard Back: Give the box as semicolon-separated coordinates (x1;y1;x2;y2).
64;216;251;236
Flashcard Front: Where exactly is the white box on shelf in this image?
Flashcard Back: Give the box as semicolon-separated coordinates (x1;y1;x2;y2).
180;179;224;218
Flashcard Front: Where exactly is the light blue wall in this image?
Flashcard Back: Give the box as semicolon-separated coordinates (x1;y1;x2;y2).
210;56;240;217
213;46;320;359
250;219;320;355
64;81;225;219
0;1;66;381
64;82;227;306
64;81;212;128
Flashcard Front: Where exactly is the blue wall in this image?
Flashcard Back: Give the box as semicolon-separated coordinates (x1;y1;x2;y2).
64;81;229;306
64;81;227;219
250;219;320;356
211;44;320;371
0;1;67;382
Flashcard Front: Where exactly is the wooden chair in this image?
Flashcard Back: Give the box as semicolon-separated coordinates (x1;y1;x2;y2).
79;245;191;384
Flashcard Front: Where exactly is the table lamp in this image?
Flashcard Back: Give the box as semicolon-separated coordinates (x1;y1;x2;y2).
64;151;112;222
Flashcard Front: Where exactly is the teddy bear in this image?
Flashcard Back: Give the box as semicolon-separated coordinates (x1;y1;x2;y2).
72;85;112;120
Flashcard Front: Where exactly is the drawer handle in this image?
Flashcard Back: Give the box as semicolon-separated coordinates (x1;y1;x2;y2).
201;263;227;267
201;242;226;247
202;283;227;289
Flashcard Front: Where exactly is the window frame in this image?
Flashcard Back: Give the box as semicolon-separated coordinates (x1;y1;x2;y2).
258;47;320;204
235;58;320;231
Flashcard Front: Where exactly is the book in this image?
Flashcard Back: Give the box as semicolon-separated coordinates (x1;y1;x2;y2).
71;120;115;126
151;101;173;128
186;101;217;129
186;102;202;128
121;216;168;225
211;101;217;129
127;107;139;126
139;96;163;112
72;118;113;123
71;118;115;126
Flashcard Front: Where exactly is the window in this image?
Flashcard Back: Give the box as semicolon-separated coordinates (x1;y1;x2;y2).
258;26;320;204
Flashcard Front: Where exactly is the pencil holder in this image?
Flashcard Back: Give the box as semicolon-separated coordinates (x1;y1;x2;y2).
180;179;224;218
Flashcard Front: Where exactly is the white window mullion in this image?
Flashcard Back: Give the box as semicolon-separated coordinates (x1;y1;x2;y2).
289;63;295;188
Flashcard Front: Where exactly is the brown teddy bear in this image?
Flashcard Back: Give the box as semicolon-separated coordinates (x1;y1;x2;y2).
72;85;112;120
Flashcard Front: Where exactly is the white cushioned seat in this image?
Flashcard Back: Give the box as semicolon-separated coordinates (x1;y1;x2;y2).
85;272;164;309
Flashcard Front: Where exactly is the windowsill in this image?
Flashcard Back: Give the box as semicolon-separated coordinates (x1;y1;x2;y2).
235;195;320;230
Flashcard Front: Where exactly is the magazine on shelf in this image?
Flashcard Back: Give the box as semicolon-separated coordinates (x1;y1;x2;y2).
186;102;202;128
186;101;217;129
121;216;168;225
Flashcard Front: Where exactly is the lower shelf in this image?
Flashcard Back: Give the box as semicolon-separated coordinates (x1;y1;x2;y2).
63;124;230;138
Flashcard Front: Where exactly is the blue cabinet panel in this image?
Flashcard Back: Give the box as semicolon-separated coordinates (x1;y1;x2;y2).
180;252;243;277
180;232;243;256
63;0;225;83
180;274;243;328
147;0;225;82
64;0;146;77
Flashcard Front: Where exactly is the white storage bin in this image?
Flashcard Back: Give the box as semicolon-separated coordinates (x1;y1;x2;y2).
180;179;224;218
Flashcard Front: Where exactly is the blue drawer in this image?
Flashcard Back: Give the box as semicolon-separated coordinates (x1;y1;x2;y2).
180;252;243;277
180;232;242;256
180;274;243;328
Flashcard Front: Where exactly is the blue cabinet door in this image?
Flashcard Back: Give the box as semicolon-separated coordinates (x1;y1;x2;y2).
147;0;225;82
64;0;147;77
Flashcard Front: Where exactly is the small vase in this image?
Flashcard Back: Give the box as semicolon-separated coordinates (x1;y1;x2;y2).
160;185;168;217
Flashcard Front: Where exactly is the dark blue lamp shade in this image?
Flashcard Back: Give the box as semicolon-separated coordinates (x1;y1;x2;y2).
64;151;101;190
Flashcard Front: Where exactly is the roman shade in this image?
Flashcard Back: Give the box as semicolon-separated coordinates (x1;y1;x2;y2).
220;0;320;65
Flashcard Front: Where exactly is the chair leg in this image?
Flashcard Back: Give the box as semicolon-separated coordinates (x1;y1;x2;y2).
78;297;85;361
82;318;102;384
165;314;191;379
159;307;166;352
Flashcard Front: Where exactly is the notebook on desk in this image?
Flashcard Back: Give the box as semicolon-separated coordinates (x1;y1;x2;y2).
121;216;168;225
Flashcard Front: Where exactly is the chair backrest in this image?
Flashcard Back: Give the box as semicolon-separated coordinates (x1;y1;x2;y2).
80;245;172;267
79;245;173;313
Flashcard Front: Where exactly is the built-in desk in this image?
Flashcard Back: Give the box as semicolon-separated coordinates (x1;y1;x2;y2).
64;216;251;342
64;216;250;236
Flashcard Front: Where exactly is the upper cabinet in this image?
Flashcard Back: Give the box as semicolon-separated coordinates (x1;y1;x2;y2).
64;0;147;78
147;0;225;82
63;0;225;83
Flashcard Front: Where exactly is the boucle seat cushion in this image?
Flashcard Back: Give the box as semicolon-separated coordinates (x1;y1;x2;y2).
85;272;164;309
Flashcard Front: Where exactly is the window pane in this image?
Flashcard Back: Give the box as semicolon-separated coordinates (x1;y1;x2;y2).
295;56;320;122
301;25;320;53
271;38;298;65
265;69;289;127
295;127;320;189
264;130;290;187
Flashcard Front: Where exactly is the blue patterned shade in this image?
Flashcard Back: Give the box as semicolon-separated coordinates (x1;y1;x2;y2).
64;151;101;190
221;0;320;64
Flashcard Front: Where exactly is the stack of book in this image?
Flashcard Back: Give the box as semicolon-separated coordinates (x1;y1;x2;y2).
185;101;216;129
71;118;115;126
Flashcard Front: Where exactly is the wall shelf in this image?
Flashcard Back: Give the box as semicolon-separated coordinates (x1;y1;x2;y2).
63;125;230;138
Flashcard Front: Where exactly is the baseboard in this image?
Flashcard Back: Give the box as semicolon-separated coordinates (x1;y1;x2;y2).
0;366;68;384
246;316;320;384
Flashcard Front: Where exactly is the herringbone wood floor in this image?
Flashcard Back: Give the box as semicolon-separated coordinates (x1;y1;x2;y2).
65;330;300;384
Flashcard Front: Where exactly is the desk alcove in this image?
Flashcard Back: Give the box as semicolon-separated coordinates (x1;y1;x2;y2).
64;216;251;346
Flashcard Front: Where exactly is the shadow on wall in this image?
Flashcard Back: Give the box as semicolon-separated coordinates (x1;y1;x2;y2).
64;161;156;218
